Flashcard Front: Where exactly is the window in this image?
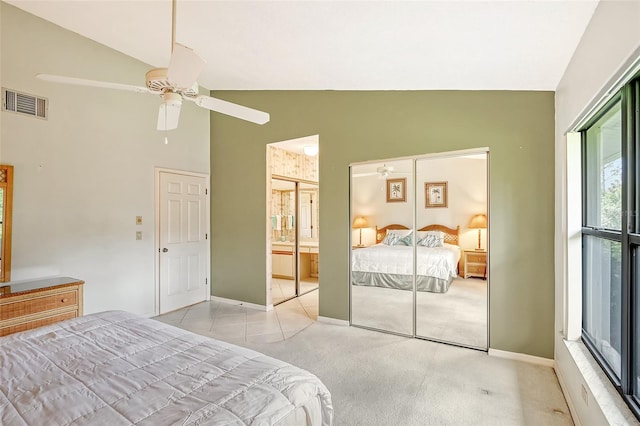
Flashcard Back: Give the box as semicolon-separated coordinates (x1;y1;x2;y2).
584;101;622;231
582;77;640;417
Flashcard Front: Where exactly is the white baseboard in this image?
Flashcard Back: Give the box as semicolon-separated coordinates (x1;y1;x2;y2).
488;348;555;367
211;296;272;311
317;316;349;326
554;361;582;426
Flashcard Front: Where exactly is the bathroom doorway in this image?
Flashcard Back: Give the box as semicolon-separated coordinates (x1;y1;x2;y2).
267;136;319;306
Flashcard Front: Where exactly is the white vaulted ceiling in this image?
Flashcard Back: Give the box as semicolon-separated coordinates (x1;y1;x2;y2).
5;0;599;91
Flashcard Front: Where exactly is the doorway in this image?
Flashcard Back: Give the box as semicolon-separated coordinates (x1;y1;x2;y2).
350;150;489;350
156;169;210;314
267;136;319;307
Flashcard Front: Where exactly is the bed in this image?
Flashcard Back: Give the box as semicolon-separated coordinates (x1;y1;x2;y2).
0;310;333;426
351;224;461;293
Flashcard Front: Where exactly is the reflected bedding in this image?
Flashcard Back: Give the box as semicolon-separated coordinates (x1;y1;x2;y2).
351;243;461;293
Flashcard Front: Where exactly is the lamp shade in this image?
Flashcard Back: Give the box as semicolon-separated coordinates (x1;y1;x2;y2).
353;216;369;229
468;214;487;229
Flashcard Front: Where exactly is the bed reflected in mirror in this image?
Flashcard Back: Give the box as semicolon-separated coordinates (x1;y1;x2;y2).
350;159;414;336
349;153;488;350
415;154;488;349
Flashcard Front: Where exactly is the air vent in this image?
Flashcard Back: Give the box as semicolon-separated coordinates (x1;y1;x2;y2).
2;88;48;119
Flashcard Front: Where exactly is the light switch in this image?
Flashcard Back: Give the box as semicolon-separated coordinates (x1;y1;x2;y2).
136;231;142;240
136;216;143;225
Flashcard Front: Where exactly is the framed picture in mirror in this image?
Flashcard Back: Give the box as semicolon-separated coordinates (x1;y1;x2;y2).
425;181;447;208
386;178;406;202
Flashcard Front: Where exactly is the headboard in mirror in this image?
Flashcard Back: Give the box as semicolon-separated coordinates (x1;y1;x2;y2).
375;224;409;244
375;224;460;246
418;224;460;246
0;165;13;282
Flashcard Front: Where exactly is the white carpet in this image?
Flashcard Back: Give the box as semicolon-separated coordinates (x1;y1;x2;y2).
241;322;572;426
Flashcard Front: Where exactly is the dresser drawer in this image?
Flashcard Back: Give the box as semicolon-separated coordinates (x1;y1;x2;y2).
0;277;84;337
466;264;486;274
466;253;486;263
0;310;77;337
0;290;78;321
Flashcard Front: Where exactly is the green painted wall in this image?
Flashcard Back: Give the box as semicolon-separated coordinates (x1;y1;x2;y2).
210;90;555;358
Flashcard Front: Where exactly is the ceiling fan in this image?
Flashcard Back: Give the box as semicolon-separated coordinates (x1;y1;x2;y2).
352;165;410;178
36;0;269;130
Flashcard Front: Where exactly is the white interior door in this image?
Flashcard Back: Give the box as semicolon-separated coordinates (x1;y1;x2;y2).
299;192;311;238
159;171;208;313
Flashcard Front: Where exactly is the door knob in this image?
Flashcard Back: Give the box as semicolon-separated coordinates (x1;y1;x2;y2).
162;248;168;253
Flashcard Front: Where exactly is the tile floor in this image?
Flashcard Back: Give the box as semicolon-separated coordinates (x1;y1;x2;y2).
271;277;318;305
154;289;318;345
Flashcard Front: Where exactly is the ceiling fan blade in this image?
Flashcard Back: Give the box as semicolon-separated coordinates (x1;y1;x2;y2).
157;99;182;131
189;95;270;124
37;74;153;94
167;43;206;90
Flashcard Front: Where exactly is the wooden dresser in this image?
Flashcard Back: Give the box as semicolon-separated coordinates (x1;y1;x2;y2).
0;277;84;337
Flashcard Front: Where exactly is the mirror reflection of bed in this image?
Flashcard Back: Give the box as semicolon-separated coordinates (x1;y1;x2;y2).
350;153;488;350
351;223;486;348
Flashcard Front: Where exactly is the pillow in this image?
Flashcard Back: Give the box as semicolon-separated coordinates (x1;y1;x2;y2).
394;231;413;246
387;229;412;238
382;232;400;245
381;229;411;245
417;231;444;248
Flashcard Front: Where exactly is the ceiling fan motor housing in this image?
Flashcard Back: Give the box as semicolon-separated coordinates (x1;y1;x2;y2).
145;68;198;97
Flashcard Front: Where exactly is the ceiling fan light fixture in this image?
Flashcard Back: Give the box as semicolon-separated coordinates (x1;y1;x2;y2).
163;91;182;106
303;145;318;156
157;92;182;131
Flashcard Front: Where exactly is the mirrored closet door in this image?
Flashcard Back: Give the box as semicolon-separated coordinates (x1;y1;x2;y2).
350;152;488;350
414;154;488;349
272;179;298;304
271;178;320;305
299;183;319;295
350;159;414;335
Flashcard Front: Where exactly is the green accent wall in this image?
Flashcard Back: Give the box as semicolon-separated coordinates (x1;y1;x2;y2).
210;90;555;358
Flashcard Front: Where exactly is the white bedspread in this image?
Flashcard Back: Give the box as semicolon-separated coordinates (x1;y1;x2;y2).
0;311;333;426
351;243;461;280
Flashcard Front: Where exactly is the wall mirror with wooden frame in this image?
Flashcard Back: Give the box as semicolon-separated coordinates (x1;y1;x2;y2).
0;165;14;282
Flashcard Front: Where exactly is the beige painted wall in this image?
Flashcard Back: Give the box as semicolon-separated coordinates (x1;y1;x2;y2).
211;90;555;358
0;3;210;316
